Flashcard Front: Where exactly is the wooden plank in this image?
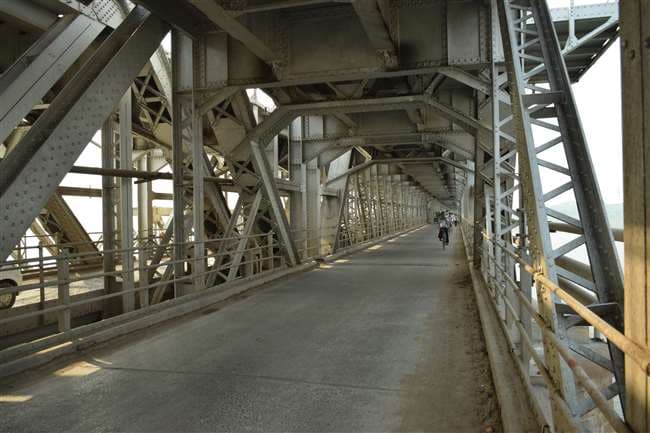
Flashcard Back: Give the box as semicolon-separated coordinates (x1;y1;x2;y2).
621;1;650;430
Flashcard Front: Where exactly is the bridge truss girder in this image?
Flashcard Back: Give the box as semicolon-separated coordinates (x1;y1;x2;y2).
0;3;631;432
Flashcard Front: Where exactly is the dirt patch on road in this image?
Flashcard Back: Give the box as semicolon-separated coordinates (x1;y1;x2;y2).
397;248;501;432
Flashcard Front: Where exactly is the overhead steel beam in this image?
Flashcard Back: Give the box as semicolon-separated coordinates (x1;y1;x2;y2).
351;0;397;68
231;94;488;160
302;137;365;162
0;0;57;31
325;157;470;186
438;67;511;105
300;129;474;158
0;14;104;145
228;0;351;16
188;0;279;65
130;0;209;38
438;67;490;94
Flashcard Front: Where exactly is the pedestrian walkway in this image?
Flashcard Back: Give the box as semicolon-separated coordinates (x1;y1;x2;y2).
0;225;501;432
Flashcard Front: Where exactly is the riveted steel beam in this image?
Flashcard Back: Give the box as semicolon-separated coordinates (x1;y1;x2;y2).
0;7;169;261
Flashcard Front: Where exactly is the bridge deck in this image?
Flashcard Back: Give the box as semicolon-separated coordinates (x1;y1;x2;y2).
0;226;500;432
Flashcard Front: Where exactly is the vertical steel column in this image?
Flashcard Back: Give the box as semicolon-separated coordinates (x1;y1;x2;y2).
490;0;504;307
388;173;397;231
305;157;321;257
136;152;151;309
408;185;415;226
171;29;187;297
119;91;134;313
191;39;205;291
400;178;407;229
385;171;393;232
387;173;399;232
56;251;71;332
289;118;306;257
472;143;485;269
497;0;594;420
484;192;493;287
266;136;279;178
621;1;650;430
355;172;368;239
403;182;409;228
305;116;322;257
399;174;406;230
362;168;374;238
136;149;152;308
101;119;117;316
136;152;153;243
373;165;384;234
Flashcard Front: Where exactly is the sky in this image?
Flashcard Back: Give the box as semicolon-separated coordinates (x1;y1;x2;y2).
568;19;622;204
547;2;621;207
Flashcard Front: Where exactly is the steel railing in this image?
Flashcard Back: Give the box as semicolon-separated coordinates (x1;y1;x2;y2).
0;216;427;353
460;219;641;433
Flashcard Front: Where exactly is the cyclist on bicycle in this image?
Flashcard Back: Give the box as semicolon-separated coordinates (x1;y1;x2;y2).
438;214;450;248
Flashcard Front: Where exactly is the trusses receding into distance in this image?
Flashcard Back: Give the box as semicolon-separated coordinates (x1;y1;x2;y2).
0;1;643;433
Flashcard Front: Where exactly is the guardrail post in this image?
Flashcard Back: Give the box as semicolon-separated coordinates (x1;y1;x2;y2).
56;249;71;333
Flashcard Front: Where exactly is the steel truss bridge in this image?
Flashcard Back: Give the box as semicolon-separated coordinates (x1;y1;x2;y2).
0;0;648;432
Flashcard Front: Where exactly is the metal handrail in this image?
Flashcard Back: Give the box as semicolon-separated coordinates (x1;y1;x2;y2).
461;219;637;433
